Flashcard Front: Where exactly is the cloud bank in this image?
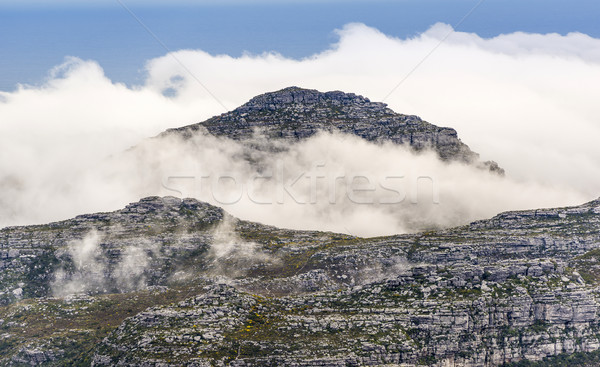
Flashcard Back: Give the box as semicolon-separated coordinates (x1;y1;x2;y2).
0;23;598;236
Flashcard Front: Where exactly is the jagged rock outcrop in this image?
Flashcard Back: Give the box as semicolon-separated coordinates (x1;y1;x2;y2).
162;87;503;174
1;196;600;366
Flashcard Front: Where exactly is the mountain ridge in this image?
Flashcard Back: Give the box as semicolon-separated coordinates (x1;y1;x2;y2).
1;195;600;365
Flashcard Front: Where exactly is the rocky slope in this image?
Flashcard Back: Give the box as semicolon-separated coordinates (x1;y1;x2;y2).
161;87;503;174
1;196;600;366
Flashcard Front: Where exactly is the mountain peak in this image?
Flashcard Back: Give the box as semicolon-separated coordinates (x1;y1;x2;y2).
164;86;503;173
241;86;382;110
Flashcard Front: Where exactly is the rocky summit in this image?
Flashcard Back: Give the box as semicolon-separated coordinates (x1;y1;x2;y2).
162;87;503;174
1;196;600;366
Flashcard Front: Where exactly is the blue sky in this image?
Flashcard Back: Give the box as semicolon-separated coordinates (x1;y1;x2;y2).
1;0;599;91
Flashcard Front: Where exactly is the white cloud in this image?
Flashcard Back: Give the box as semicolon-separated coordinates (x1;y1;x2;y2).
0;23;598;236
137;131;585;236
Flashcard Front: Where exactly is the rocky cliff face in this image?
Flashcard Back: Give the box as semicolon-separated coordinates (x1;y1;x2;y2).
162;87;503;174
1;196;600;366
